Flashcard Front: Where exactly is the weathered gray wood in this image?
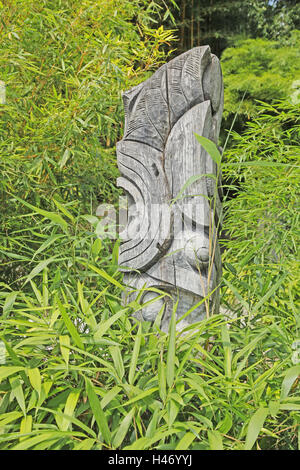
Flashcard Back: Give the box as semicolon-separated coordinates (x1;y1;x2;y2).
117;46;223;331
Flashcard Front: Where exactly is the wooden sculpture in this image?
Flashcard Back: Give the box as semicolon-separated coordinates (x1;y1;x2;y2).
117;46;223;331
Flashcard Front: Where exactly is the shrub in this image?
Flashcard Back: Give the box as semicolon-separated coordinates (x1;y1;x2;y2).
221;33;300;136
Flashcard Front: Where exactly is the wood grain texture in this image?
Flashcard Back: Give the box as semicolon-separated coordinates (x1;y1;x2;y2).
117;46;224;331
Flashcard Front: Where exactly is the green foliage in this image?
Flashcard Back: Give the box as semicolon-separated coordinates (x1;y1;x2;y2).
0;98;298;450
220;102;299;420
0;241;299;449
221;33;300;133
0;0;175;285
222;99;299;266
163;0;300;57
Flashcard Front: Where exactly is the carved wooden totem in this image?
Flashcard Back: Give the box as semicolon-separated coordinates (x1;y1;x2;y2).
117;46;223;331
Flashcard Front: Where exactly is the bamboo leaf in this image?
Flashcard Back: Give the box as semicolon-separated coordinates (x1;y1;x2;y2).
109;346;125;380
171;173;216;205
208;430;223;450
10;377;26;415
0;366;24;383
128;323;142;385
25;258;58;285
221;324;232;379
280;365;300;400
194;134;221;165
158;360;167;402
11;431;85;450
166;307;176;388
60;390;80;431
12;195;68;232
85;377;111;445
59;335;71;366
116;387;158;408
27;368;41;397
112;408;135;448
56;298;84;350
73;439;96;450
244;407;268;450
86;263;125;290
176;431;196;450
94;309;126;341
3;292;18;317
20;415;33;441
91;238;102;258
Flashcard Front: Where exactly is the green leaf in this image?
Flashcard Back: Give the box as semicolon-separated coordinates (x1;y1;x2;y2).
208;430;223;450
221;324;232;379
112;408;135;448
109;346;124;380
3;292;18;317
166;307;176;388
25;258;57;285
10;377;26;415
145;408;160;438
60;390;80;431
280;365;300;400
176;432;196;450
73;439;96;450
171;173;216;205
217;412;233;434
20;415;33;440
268;401;280;417
38;406;96;438
0;366;24;383
58;149;72;169
128;323;142;385
94;309;126;341
85;377;111;445
12;195;68;232
59;335;71;366
32;234;65;259
52;198;75;222
91;238;102;258
11;431;85;450
224;161;299;168
100;386;122;410
167;399;179;427
279;403;300;411
56;298;84;350
158;360;167;402
194;134;221;165
119;387;158;408
27;368;41;396
222;278;250;313
252;275;286;312
86;263;125;290
0;411;23;427
244;407;268;450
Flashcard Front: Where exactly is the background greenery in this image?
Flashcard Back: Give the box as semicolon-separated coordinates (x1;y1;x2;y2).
0;0;299;450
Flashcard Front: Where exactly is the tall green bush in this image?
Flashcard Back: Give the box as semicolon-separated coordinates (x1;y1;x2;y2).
221;99;299;352
221;33;300;136
0;0;175;285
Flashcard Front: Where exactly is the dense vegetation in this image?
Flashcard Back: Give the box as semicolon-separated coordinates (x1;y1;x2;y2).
0;0;299;450
164;0;300;55
221;33;300;135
